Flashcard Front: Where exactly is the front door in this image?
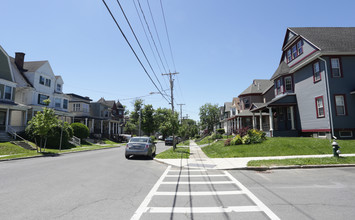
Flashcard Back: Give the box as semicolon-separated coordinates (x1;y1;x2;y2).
0;111;6;131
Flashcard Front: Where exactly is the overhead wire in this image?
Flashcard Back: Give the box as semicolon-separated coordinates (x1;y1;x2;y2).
115;0;168;96
101;0;170;104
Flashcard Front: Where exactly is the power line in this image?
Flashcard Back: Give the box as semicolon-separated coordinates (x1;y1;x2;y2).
136;0;168;73
115;0;167;96
146;0;170;72
101;0;170;104
160;0;177;72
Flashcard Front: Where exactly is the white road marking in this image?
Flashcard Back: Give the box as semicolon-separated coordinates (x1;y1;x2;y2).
154;191;244;196
165;174;226;177
130;166;171;220
224;171;280;220
168;169;207;172
161;181;233;185
147;206;262;213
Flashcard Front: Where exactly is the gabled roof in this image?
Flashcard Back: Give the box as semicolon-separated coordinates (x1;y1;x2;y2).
239;79;273;96
224;102;232;112
9;57;33;87
271;61;291;80
287;27;355;53
23;61;47;72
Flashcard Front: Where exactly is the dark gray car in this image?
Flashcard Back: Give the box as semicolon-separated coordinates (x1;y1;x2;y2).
125;137;156;159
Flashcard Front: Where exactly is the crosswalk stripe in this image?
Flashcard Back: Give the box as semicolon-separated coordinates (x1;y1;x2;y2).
154;191;244;196
165;174;226;177
147;206;262;213
161;181;233;185
168;169;207;172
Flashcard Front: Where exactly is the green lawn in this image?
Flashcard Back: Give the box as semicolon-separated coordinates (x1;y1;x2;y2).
155;147;190;159
248;156;355;167
177;140;190;146
0;141;122;160
202;137;355;158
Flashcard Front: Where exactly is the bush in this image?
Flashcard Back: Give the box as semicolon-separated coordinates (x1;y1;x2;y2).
46;123;74;149
242;134;251;144
247;129;266;144
150;136;156;141
70;123;89;140
231;135;242;145
224;138;232;146
195;135;201;139
210;133;223;140
217;128;225;135
234;127;249;137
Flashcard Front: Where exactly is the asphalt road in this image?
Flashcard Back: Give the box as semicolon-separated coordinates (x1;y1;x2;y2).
0;144;169;220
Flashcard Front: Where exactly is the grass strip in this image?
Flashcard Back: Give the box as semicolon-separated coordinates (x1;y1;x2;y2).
248;156;355;167
177;140;190;146
155;147;190;159
202;137;355;158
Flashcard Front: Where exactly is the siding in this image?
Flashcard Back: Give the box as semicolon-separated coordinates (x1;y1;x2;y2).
294;60;330;130
0;49;12;81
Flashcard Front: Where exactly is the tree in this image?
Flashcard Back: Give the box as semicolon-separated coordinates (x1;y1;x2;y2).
141;104;155;135
25;99;59;152
130;99;143;125
124;121;136;135
199;103;219;133
154;108;179;138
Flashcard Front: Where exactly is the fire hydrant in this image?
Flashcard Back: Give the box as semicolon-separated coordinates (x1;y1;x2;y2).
332;137;341;157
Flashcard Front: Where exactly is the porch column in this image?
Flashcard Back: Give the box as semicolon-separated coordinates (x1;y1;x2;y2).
236;117;240;130
5;108;9;132
259;110;263;131
290;106;295;130
85;118;88;127
252;113;256;129
269;108;274;137
108;121;111;135
24;110;28;126
240;117;243;128
101;120;103;134
91;119;95;133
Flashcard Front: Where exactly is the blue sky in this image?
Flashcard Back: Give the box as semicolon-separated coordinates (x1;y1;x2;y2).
1;0;355;121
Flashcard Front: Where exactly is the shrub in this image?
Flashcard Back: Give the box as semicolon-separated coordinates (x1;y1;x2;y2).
234;127;249;137
224;138;232;146
242;134;251;144
70;123;89;140
231;135;242;145
150;136;156;141
247;129;266;144
195;135;201;139
217;128;225;135
210;133;223;140
46;123;74;149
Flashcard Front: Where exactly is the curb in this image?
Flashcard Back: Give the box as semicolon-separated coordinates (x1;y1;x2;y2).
0;145;122;162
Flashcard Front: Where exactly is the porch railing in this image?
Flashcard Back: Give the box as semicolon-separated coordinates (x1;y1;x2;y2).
70;136;81;146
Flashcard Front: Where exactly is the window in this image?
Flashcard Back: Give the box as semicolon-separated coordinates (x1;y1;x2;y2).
45;78;51;87
331;58;342;77
335;95;346;116
287;50;292;62
297;40;303;55
276;79;282;95
244;98;250;109
39;76;45;85
292;45;297;59
57;84;62;92
339;131;352;138
315;96;325;118
4;86;12;100
284;76;292;92
38;94;49;105
73;103;81;112
63;99;68;109
55;98;61;108
313;62;321;82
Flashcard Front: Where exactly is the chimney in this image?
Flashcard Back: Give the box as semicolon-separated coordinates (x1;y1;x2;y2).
15;52;25;70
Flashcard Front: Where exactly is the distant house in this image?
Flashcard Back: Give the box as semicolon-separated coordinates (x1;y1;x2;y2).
67;93;92;127
251;27;355;138
0;47;30;132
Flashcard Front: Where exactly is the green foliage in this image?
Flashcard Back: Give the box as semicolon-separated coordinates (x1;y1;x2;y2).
217;128;225;135
150;136;156;141
195;135;201;139
242;134;251;144
199;103;219;133
70;123;89;140
155;147;190;159
231;135;242;145
247;129;266;144
224;138;232;146
124;121;137;135
141;104;155;135
46;123;74;149
210;133;222;140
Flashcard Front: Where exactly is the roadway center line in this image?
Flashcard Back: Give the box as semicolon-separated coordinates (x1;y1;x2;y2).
130;166;171;220
224;171;280;220
154;191;244;196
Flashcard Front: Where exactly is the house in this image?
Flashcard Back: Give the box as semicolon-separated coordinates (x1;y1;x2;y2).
251;27;355;139
226;79;273;135
66;93;93;127
12;52;73;123
0;47;30;133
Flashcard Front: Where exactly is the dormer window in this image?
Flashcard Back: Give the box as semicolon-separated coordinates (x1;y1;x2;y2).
57;84;62;92
4;86;12;100
286;39;303;63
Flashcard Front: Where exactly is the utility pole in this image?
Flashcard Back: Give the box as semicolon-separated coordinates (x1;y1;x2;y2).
162;72;179;150
177;104;185;124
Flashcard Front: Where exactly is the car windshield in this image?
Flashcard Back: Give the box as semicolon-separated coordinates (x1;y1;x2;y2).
130;137;148;143
166;137;173;140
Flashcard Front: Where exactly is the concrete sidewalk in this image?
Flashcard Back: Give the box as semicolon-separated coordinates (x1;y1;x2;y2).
154;141;355;170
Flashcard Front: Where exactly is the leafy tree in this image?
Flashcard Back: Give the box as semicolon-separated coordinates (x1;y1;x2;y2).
124;121;137;135
141;104;155;135
130;99;143;125
26;99;59;152
199;103;219;133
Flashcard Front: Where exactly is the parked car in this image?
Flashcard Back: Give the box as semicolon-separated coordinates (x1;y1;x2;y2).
125;137;156;159
158;135;163;140
165;136;177;146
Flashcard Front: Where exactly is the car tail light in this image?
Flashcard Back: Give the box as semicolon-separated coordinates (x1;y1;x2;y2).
145;144;149;149
126;144;129;148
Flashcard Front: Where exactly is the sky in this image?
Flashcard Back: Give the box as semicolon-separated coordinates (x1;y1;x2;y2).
1;0;355;121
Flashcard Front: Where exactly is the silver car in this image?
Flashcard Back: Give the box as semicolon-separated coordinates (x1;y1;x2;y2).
125;137;156;159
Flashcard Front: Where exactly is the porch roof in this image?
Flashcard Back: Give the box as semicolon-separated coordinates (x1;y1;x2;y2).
250;93;297;112
0;100;31;111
